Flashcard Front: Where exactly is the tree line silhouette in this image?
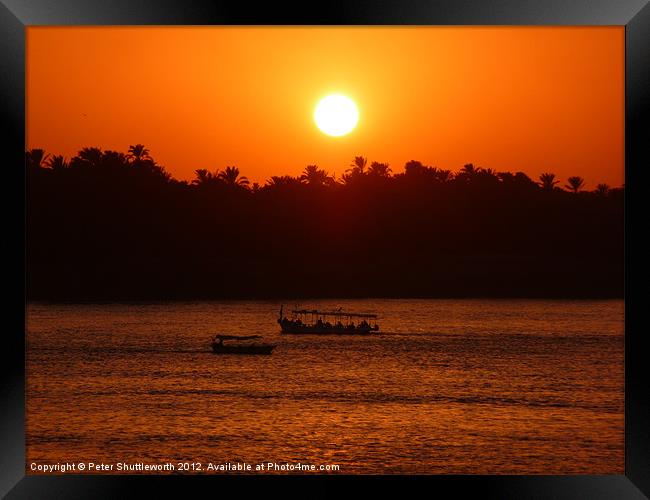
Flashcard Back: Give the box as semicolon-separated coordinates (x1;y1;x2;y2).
26;146;623;300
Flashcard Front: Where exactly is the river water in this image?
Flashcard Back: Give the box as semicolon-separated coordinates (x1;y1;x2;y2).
26;299;624;474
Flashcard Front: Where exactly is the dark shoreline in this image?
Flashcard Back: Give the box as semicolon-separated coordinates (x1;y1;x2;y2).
27;148;623;306
25;294;624;305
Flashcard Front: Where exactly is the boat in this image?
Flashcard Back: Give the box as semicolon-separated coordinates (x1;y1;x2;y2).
278;305;379;334
211;335;276;355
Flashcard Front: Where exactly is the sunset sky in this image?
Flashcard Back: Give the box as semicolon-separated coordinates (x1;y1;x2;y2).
27;27;624;187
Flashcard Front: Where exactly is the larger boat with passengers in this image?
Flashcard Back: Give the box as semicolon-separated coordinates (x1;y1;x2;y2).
278;305;379;334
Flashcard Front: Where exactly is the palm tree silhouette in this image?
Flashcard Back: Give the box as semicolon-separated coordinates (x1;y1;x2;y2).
192;169;216;186
434;169;453;183
565;176;585;193
347;156;367;176
456;163;479;182
300;165;334;186
404;160;425;176
368;161;392;177
217;166;249;187
127;144;152;163
461;163;478;175
26;149;50;170
46;155;68;171
266;175;300;188
74;147;103;168
402;162;453;183
539;172;559;190
595;183;610;196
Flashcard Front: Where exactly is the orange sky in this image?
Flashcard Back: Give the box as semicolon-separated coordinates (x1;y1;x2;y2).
27;27;624;187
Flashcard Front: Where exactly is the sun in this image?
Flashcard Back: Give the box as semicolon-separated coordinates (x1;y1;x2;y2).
314;94;359;137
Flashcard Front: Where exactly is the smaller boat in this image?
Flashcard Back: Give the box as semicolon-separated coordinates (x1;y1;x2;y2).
211;334;276;355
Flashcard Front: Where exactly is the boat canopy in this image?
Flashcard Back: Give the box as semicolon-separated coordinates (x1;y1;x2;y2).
291;309;377;319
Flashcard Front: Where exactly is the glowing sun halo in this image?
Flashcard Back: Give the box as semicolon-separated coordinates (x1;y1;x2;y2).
314;94;359;137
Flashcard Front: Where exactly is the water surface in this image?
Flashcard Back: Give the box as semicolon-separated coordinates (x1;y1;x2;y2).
26;299;624;474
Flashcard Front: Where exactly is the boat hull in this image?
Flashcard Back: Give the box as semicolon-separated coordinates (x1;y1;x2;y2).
211;344;276;354
280;325;377;335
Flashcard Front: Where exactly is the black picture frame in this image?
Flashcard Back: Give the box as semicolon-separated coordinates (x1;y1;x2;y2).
2;1;648;498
